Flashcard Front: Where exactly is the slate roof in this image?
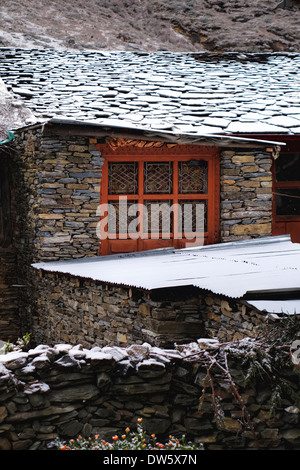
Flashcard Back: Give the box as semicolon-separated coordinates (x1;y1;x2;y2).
0;49;300;136
32;235;300;315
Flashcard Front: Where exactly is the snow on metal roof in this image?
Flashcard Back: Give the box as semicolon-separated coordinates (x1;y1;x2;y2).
246;300;300;315
32;236;300;308
0;49;299;136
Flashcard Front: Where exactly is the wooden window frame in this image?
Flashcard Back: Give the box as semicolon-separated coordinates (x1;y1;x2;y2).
272;151;300;243
272;152;300;221
97;141;220;255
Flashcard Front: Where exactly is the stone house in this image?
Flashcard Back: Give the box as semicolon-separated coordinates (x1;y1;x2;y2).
0;49;299;346
0;77;36;340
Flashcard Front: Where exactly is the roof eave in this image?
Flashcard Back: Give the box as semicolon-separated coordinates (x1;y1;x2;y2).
14;117;287;149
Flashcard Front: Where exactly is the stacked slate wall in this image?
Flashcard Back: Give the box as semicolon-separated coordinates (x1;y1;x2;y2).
220;149;273;242
13;130;104;337
0;151;21;341
0;341;299;451
0;249;19;341
14;129;103;264
33;270;266;348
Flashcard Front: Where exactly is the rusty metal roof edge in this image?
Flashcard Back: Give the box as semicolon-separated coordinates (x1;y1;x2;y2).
12;117;287;147
47;118;287;146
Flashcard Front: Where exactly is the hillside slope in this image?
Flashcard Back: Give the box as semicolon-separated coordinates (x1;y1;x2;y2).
0;0;300;52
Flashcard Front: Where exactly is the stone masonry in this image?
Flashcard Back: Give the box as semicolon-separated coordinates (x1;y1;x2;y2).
220;149;273;242
13;129;103;336
14;129;103;264
0;340;299;451
33;270;266;349
0;151;21;342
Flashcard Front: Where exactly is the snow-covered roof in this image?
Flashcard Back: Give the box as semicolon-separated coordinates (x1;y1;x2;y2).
0;78;35;142
32;235;300;315
0;49;299;136
246;300;300;315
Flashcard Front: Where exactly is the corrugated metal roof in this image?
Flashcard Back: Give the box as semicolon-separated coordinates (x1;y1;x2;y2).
32;236;300;308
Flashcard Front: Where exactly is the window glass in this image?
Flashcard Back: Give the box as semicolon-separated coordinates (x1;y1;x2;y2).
276;189;300;216
276;153;300;182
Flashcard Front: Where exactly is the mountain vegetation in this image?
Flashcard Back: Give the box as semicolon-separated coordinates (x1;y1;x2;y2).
0;0;300;52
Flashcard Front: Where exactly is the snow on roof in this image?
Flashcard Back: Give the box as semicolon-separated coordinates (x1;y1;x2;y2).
0;78;35;141
32;235;300;314
0;49;299;136
246;300;300;315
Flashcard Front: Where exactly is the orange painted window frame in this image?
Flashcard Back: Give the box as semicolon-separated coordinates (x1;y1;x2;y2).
272;152;300;243
96;141;220;255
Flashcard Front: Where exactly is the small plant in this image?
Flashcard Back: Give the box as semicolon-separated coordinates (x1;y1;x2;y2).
56;418;203;450
0;333;31;354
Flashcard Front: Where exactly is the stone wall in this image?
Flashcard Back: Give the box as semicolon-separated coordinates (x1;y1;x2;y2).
220;149;273;242
32;270;266;349
14;129;103;263
0;340;299;451
0;151;21;341
12;130;104;338
0;248;19;341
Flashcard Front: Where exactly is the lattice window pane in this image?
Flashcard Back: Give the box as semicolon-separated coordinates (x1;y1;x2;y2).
178;200;207;234
107;200;139;235
108;162;138;195
179;160;207;194
143;200;173;235
144;162;173;194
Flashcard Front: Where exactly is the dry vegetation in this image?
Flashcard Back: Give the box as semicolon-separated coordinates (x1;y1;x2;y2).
0;0;300;52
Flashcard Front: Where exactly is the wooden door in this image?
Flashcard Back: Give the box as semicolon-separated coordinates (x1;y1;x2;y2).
97;141;220;255
272;151;300;243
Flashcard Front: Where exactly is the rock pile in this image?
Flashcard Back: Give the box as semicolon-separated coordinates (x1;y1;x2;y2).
0;339;299;450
